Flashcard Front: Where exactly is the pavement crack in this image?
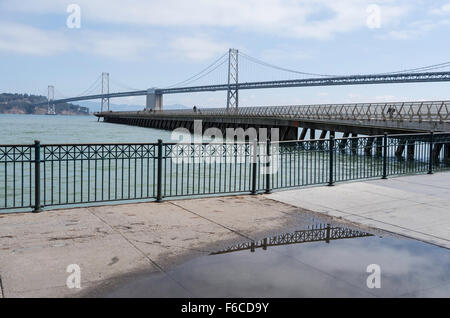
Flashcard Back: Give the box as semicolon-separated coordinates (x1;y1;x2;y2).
48;235;96;241
86;207;164;272
169;201;254;241
131;239;211;253
85;207;194;296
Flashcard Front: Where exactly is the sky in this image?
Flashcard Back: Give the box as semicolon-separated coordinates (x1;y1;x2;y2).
2;0;450;109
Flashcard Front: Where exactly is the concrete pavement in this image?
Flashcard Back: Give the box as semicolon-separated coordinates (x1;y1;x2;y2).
268;172;450;249
0;195;324;298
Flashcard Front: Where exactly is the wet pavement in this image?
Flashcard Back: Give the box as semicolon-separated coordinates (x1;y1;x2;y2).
268;172;450;249
87;221;450;298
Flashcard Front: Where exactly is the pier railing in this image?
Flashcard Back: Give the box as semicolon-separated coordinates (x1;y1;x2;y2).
122;100;450;123
1;132;449;212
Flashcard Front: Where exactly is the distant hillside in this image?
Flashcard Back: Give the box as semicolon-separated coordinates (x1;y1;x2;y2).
0;93;89;115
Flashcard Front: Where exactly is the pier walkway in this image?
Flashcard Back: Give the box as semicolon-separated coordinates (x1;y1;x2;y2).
97;100;450;139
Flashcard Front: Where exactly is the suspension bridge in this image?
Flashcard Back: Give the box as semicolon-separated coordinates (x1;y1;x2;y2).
34;48;450;138
3;49;450;214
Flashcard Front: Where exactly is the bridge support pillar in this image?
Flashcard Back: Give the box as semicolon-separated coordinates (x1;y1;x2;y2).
351;133;358;155
146;89;163;111
444;144;450;164
47;85;56;115
101;73;110;113
364;138;374;156
432;143;443;164
278;126;297;141
395;144;405;160
284;127;298;141
339;132;349;152
299;128;308;141
227;48;239;109
407;142;415;161
319;130;328;149
375;137;383;157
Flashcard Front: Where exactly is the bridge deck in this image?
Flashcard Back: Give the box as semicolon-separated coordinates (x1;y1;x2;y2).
34;71;450;107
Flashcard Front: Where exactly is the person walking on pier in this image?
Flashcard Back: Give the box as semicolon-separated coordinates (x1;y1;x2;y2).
387;106;396;117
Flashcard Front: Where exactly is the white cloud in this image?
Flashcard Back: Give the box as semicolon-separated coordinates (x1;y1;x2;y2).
0;20;225;62
0;22;69;55
0;0;410;39
0;22;153;59
429;3;450;15
78;32;154;60
382;2;450;40
385;18;449;40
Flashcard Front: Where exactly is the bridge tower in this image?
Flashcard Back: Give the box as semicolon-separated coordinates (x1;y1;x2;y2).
46;85;56;115
101;72;110;112
146;88;163;111
227;48;239;109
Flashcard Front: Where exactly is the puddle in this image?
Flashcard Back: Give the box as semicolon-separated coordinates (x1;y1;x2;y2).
90;221;450;298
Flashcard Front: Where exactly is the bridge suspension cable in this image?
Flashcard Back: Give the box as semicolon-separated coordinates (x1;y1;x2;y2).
109;77;143;92
378;61;450;75
239;51;338;78
75;74;103;97
53;87;69;100
238;51;450;79
165;51;229;88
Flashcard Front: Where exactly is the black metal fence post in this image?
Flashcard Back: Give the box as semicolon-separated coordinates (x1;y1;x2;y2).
265;138;272;194
33;140;42;212
328;136;334;186
251;139;258;195
156;139;163;202
325;224;331;244
382;133;388;179
428;131;434;175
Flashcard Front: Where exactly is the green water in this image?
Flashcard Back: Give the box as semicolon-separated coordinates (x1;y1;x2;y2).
0;114;176;144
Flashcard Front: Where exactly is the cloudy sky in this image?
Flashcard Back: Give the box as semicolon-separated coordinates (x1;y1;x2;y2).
2;0;450;108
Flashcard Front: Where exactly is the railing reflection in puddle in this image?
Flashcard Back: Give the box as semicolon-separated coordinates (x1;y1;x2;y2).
211;224;373;255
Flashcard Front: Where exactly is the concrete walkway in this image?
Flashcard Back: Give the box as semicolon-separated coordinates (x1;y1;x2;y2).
0;195;322;298
268;172;450;249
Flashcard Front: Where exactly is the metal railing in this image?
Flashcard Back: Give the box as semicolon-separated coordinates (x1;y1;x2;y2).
112;100;450;123
1;132;449;213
